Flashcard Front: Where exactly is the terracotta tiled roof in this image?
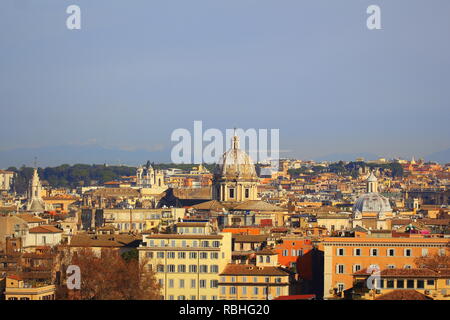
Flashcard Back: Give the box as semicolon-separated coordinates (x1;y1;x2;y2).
233;234;268;243
69;234;141;248
219;264;290;276
255;248;278;255
190;200;227;211
354;268;438;277
375;290;433;300
28;225;63;233
7;274;23;281
228;200;285;212
16;213;45;223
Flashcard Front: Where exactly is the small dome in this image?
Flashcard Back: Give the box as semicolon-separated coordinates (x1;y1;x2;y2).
353;193;392;219
214;135;257;179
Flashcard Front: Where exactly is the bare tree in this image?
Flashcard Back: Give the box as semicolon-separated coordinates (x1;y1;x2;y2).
56;247;161;300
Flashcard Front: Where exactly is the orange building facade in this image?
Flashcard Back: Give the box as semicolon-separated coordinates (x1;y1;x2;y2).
274;237;314;279
322;237;449;298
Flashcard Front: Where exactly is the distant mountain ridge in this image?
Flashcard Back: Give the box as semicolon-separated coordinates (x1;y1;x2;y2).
0;145;169;168
1;145;449;169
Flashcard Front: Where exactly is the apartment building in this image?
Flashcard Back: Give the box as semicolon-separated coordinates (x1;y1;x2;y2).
352;268;450;300
218;249;294;300
322;237;449;298
138;229;232;300
95;207;185;232
3;275;55;300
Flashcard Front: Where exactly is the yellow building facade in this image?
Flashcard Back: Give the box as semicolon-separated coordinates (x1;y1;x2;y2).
138;232;232;300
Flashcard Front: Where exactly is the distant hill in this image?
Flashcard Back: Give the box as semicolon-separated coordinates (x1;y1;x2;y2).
0;145;170;168
426;148;450;164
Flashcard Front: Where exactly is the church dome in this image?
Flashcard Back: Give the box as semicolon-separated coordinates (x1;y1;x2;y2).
353;171;392;219
214;135;257;180
353;193;392;216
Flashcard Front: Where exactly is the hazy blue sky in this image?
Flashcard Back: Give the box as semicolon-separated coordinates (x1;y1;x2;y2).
1;0;449;163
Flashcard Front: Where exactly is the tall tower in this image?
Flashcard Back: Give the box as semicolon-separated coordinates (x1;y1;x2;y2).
29;168;42;200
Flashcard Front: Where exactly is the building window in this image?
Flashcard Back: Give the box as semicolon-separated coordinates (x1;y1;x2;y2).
210;265;219;273
337;283;345;292
178;295;185;300
387;264;396;269
210;280;218;288
200;252;208;259
167;252;175;259
230;287;237;295
242;276;247;282
146;252;153;258
253;287;259;295
189;252;197;259
157;264;164;272
189;265;197;273
179;279;185;288
191;279;196;288
168;279;174;288
167;265;175;273
282;250;288;257
190;295;196;300
388;248;395;257
229;188;235;198
337;248;345;256
178;264;186;273
404;249;412;257
427;279;435;286
212;241;220;248
404;265;412;269
178;252;186;259
407;280;414;288
276;287;281;297
387;280;395;289
245;188;250;198
210;252;219;259
353;264;362;272
157;252;164;259
199;280;206;288
336;264;345;274
397;280;404;288
199;265;208;273
421;249;428;257
370;248;378;257
417;280;424;289
221;287;226;295
354;248;361;256
242;286;247;295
